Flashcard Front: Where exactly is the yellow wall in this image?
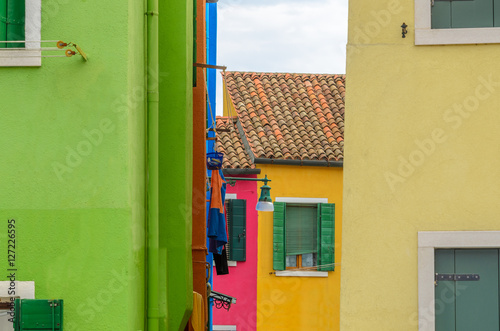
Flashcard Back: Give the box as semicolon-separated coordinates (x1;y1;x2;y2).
256;164;343;331
342;0;500;330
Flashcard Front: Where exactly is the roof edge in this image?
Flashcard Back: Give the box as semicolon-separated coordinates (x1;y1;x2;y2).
254;158;343;168
236;119;256;164
222;168;261;175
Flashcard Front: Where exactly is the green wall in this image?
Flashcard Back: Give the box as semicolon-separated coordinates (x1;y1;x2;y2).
0;0;195;330
159;1;194;330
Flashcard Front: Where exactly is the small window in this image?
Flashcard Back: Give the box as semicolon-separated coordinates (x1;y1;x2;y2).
285;205;318;269
415;0;500;44
0;0;41;66
431;0;499;29
273;201;335;272
0;0;26;48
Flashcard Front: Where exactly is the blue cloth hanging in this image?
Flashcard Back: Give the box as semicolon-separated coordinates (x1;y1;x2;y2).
207;169;227;254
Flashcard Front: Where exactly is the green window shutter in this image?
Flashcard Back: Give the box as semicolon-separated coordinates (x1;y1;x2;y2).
227;199;246;262
431;1;452;29
318;203;335;271
435;249;500;331
494;0;500;26
0;0;7;48
434;249;456;331
285;205;318;255
451;0;493;28
432;0;495;29
273;202;286;271
6;0;25;48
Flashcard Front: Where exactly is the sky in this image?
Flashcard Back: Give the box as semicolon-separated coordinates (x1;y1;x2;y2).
215;0;349;115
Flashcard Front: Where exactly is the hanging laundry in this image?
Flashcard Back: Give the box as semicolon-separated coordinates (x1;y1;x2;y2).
207;168;228;255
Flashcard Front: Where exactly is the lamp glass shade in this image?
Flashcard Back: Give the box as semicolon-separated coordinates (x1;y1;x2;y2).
256;181;273;211
256;201;274;212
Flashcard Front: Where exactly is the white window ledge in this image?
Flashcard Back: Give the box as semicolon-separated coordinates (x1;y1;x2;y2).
275;197;328;204
227;261;237;267
275;270;328;278
213;326;237;331
415;27;500;45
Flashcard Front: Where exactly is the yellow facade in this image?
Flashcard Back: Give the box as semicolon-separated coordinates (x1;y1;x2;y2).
256;164;343;331
342;0;500;330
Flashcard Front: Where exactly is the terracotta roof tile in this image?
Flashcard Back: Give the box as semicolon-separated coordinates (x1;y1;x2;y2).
222;72;345;162
215;117;255;169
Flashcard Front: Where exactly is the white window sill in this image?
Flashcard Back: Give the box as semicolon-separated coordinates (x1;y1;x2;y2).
213;326;237;331
275;270;328;278
415;27;500;45
0;50;41;67
415;0;500;45
228;260;237;267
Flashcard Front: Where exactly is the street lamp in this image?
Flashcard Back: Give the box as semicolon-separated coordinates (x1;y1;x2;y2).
224;175;274;212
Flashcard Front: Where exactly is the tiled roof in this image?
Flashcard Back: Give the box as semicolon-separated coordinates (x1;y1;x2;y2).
223;72;344;162
215;116;255;169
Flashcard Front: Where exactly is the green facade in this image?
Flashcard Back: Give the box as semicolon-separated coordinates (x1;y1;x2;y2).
0;0;193;330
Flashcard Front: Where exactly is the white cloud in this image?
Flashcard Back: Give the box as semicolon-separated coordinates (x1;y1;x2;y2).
215;0;348;114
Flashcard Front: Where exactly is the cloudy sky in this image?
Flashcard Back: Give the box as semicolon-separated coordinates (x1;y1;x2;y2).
215;0;348;114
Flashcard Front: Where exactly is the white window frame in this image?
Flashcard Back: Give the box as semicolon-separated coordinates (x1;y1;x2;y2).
0;0;41;67
418;231;500;331
274;197;329;278
415;0;500;45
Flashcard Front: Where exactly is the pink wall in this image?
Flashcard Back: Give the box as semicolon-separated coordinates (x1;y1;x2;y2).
213;174;258;330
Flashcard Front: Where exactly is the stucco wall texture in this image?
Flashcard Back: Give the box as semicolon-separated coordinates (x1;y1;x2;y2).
213;176;259;330
0;0;194;330
342;0;500;330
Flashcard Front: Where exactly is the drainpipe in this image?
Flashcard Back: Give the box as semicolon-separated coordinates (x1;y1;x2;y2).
146;0;159;328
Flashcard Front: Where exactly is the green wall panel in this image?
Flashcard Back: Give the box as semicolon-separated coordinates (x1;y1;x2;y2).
0;0;147;329
159;0;194;329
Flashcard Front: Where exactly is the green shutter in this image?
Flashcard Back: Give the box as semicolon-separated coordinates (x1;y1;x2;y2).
6;0;25;48
435;249;456;331
227;199;246;262
495;0;500;26
0;0;7;48
452;0;493;28
318;203;335;271
435;249;500;331
431;1;452;29
432;0;495;29
273;202;286;271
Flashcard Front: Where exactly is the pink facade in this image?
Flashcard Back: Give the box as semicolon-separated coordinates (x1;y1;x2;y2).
213;175;258;330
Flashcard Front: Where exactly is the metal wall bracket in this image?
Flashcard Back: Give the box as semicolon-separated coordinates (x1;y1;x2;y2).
435;273;480;286
209;290;236;311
